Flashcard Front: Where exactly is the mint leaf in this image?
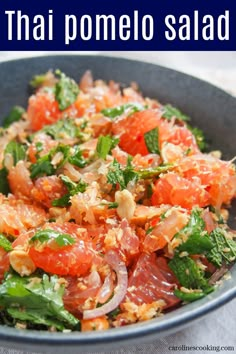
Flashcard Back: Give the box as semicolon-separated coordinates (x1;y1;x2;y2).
0;234;12;252
4;141;26;166
0;168;10;195
144;128;160;154
55;71;79;111
162;104;190;122
43;118;81;140
169;255;212;291
96;135;119;159
176;209;214;255
3;106;25;128
207;228;236;268
101;103;144;119
30;229;75;247
0;273;78;330
107;158;138;190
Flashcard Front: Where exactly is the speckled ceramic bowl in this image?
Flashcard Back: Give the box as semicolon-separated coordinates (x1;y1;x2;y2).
0;55;235;354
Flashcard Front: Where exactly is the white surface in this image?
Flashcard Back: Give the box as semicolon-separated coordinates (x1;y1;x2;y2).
0;52;235;353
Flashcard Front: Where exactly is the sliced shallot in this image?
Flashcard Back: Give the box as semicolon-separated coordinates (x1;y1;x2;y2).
83;250;128;319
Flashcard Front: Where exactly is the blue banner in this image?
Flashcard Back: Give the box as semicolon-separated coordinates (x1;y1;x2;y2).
0;0;235;50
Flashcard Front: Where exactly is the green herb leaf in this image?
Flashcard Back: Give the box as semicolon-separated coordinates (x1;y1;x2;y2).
108;307;121;319
3;106;25;128
4;141;26;166
144;128;160;154
52;176;87;207
30;156;55;179
207;228;236;268
107;158;138;190
0;168;10;195
55;71;79;111
188;126;207;151
60;175;77;191
174;289;206;302
101;103;144;119
108;202;119;209
96;135;119;159
43;118;81;140
68;146;87;168
0;234;12;252
169;255;212;292
30;73;49;89
137;164;173;179
30;229;75;247
30;145;69;179
176;209;214;255
162;104;190;122
146;227;154;235
53;234;76;247
0;273;78;330
51;194;71;208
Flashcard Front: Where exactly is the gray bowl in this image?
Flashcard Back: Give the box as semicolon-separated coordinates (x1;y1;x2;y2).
0;55;235;353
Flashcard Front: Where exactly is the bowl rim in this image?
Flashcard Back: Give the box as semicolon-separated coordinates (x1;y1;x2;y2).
0;54;235;347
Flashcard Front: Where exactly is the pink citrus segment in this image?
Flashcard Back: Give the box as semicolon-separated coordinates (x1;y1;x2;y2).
177;155;236;207
27;91;62;131
28;222;100;276
125;253;180;309
0;202;46;236
8;161;34;199
31;176;68;208
151;172;210;209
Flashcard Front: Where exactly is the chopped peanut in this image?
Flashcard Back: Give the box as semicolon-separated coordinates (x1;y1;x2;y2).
9;250;36;276
81;316;109;331
115;189;136;221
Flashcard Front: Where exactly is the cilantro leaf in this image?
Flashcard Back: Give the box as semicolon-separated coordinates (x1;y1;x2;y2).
188;126;207;151
144;128;160;154
101;103;144;119
162;104;190;122
3;106;25;128
4;141;26;166
0;234;12;252
96;135;119;159
169;255;212;292
43;118;81;140
0;168;10;195
55;71;79;111
0;273;78;330
68;146;87;168
30;145;69;179
52;175;87;207
176;209;214;255
174;289;206;302
30;229;75;247
52;194;71;207
30;155;55;179
107;158;138;190
207;228;236;268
